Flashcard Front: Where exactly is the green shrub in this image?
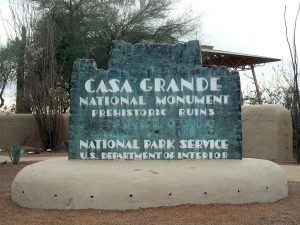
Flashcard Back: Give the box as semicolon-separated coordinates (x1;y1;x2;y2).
9;145;25;164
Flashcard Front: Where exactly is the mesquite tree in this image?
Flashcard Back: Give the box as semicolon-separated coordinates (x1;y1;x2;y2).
5;0;201;150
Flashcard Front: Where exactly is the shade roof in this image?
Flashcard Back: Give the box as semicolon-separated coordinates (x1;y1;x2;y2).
201;46;281;70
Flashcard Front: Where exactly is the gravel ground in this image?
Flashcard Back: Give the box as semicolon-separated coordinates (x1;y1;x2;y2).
0;162;300;225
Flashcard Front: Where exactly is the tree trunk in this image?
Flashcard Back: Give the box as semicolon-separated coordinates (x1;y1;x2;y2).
16;26;31;113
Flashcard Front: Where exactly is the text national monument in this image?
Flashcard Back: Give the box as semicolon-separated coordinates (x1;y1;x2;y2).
11;40;288;210
69;40;242;160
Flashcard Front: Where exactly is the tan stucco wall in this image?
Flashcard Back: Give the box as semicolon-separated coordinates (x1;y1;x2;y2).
0;114;68;150
242;104;293;163
0;105;294;162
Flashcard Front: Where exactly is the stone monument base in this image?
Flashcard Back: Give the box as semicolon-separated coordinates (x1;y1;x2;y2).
11;158;288;210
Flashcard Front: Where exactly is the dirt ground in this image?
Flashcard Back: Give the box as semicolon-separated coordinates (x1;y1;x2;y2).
0;162;300;225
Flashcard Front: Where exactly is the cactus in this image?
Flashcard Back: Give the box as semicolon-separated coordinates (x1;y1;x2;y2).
9;145;25;164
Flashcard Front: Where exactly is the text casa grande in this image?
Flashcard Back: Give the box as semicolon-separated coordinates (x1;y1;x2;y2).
78;76;230;117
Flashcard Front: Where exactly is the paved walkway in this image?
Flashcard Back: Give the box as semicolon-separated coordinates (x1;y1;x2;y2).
1;155;300;182
280;164;300;182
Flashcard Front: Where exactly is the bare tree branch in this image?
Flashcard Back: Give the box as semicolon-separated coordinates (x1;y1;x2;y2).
284;3;300;163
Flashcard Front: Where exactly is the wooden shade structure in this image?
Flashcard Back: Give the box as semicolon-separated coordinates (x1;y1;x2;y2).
202;46;280;70
201;45;281;104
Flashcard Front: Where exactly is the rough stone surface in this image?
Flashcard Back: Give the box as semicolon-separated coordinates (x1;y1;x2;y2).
242;104;293;163
69;40;242;160
11;158;288;210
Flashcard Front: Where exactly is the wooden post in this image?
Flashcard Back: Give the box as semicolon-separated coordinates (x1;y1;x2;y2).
250;64;262;104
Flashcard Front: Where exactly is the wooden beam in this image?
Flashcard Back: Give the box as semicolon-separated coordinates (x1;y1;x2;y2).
250;65;263;104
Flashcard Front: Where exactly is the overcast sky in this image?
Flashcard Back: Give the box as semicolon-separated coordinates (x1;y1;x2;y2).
0;0;299;107
0;0;298;58
177;0;299;93
180;0;299;60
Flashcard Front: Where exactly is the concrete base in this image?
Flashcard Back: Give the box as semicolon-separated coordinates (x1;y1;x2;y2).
11;158;288;210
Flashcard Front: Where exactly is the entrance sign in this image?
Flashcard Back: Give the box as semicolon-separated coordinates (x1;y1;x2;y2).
69;41;242;160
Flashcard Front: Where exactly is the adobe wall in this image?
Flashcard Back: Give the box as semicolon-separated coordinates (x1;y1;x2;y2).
0;114;68;150
0;105;294;162
242;104;293;163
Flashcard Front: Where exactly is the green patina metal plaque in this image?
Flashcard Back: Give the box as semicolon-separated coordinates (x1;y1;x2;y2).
69;40;242;160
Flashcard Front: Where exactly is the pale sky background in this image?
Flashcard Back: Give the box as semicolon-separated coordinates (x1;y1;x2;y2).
182;0;298;59
0;0;299;108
